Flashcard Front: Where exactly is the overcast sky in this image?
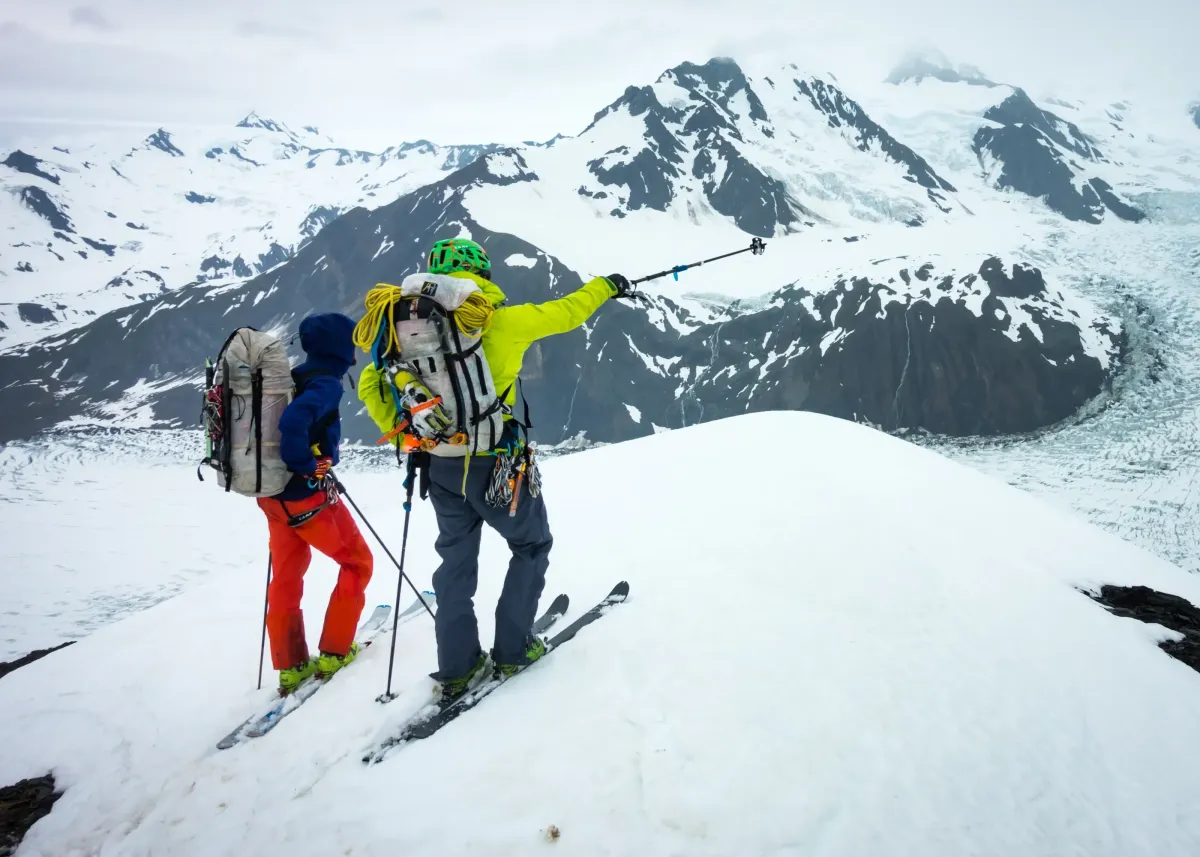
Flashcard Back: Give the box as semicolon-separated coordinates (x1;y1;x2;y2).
1;0;1198;151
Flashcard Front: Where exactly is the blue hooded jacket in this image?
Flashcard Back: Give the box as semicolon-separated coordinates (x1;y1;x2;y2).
274;312;356;501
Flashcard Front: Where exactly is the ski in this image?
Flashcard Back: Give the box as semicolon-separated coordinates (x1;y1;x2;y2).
362;582;626;765
217;593;434;750
360;591;572;765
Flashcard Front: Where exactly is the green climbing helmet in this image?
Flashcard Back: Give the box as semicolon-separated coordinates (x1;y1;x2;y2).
427;238;491;275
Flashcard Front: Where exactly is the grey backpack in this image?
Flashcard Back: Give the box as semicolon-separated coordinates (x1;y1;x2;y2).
198;327;295;496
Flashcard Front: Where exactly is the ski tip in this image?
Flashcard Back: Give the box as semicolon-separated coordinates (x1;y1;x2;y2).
609;581;630;600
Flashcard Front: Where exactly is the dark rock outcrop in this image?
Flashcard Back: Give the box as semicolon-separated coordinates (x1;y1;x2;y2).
0;775;61;856
256;242;292;272
0;641;74;680
145;129;184;157
973;90;1144;223
199;255;254;280
237;112;286;133
17;303;56;324
1190;103;1200;129
2;151;61;185
18;187;73;232
0;775;60;855
300;205;343;241
81;237;116;257
1083;585;1200;675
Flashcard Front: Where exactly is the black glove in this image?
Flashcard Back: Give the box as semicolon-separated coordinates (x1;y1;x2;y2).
604;274;644;301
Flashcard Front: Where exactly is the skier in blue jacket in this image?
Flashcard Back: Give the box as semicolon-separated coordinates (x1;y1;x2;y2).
257;312;374;695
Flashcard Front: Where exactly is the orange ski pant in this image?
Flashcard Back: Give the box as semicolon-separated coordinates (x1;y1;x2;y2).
257;493;374;670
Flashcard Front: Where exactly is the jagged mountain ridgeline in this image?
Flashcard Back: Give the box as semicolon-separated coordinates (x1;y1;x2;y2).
0;52;1177;447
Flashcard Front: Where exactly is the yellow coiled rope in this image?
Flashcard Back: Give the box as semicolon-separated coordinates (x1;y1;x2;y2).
352;283;496;357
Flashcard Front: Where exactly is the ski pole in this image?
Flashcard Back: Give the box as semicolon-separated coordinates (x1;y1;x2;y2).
257;553;271;690
331;469;433;704
376;456;414;703
334;472;432;620
631;237;767;286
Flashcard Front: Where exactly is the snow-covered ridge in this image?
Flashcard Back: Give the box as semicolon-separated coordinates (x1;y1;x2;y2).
4;412;1200;855
558;57;965;237
0;114;503;350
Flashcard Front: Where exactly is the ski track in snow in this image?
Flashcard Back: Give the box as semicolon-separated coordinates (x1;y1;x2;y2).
4;414;1200;856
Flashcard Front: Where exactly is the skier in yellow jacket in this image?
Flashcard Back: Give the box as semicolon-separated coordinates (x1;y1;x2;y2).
356;237;636;699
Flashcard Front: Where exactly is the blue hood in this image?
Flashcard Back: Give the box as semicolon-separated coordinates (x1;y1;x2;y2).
296;312;356;374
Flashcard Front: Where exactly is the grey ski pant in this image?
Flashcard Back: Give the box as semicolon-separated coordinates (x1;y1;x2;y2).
426;454;552;680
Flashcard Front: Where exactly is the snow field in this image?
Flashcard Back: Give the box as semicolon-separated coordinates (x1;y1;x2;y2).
3;412;1200;855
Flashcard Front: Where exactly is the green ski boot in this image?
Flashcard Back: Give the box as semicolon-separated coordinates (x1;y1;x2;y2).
278;657;318;696
495;636;547;679
316;642;360;679
436;652;490;702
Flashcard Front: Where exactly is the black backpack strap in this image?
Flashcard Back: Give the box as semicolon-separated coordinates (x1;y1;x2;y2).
221;357;233;491
252;367;263;493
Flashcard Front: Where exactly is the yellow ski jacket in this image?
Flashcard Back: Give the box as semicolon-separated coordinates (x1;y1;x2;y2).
358;270;615;451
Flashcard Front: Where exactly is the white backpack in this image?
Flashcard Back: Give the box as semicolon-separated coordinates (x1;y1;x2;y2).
198;327;295;496
383;272;508;457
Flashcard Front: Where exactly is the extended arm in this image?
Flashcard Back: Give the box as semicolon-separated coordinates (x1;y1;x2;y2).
488;276;615;346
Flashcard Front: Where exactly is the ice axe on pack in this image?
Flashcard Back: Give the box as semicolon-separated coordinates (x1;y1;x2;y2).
620;237;768;300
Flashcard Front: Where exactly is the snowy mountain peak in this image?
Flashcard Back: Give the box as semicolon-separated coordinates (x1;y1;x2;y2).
236;111;292;135
2;150;61;185
886;50;996;87
142;129;184;157
987;89;1103;161
662;57;771;128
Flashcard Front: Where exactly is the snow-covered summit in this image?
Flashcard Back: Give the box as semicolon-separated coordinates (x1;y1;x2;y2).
234;111;293;134
3;412;1200;855
886;49;998;87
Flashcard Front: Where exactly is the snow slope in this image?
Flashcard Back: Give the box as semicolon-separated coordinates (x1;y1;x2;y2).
0;431;267;661
4;412;1200;856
